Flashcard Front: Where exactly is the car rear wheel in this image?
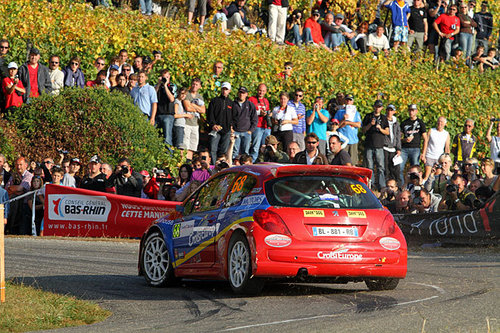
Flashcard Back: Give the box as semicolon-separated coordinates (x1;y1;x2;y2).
228;233;264;295
142;232;175;287
365;278;400;291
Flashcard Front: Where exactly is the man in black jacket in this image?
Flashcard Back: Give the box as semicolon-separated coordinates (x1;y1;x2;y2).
232;86;257;159
17;48;52;103
106;158;143;198
207;82;234;164
474;1;493;53
226;0;258;34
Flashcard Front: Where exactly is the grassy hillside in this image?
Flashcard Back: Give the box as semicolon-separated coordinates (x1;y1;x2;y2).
0;0;499;159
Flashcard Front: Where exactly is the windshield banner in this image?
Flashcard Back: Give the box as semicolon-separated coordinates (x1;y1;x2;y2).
44;184;178;238
393;193;499;245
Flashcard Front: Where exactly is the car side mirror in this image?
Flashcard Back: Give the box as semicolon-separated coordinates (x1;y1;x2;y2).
176;205;184;213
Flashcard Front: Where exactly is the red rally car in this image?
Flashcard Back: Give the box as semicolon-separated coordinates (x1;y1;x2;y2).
138;164;407;294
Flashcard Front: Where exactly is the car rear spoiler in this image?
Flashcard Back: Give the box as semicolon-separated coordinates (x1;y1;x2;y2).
271;165;373;184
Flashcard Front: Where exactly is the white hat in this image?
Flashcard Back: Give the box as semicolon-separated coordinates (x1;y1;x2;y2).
221;82;231;90
7;62;18;69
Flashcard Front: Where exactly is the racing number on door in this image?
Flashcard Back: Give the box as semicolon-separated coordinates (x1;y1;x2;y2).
350;184;366;194
231;175;248;193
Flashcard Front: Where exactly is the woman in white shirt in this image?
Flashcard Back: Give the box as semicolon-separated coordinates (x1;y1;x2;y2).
272;92;298;151
422;116;450;181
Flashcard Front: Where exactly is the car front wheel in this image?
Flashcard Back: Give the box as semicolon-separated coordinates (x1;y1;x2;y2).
365;278;400;291
141;232;175;287
228;233;264;295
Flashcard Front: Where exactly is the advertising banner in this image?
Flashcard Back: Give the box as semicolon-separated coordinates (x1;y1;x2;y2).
394;193;499;245
44;184;178;238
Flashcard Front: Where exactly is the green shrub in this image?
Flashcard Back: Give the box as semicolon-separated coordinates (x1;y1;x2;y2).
5;88;179;172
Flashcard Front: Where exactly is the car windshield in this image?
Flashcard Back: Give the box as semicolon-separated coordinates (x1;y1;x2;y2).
265;175;381;209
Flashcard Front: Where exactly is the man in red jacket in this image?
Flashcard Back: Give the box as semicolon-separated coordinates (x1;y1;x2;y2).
303;9;332;52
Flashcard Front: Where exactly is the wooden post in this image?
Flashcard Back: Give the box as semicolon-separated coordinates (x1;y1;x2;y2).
0;204;4;303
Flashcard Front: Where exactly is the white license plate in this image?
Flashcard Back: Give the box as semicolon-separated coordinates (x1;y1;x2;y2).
312;226;359;237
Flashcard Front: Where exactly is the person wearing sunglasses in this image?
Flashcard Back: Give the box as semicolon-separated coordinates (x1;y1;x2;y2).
292;132;328;165
433;4;461;62
48;55;64;95
62;56;85;88
451;118;477;167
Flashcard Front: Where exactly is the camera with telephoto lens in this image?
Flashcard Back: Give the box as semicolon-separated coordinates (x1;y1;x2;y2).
413;196;422;205
265;112;273;128
446;184;458;193
120;166;129;175
491;118;500;122
409;173;420;181
434;163;443;170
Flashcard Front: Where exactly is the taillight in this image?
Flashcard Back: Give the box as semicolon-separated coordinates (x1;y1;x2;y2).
380;214;396;236
253;210;291;235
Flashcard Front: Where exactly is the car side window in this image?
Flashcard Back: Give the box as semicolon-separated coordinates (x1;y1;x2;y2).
224;174;257;208
193;173;236;213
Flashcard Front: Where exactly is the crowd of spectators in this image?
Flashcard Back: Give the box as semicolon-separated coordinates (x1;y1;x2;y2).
0;0;499;236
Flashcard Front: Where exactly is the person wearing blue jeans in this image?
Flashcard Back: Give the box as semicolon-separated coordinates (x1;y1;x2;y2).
249;84;271;162
362;100;390;191
139;0;152;15
399;104;427;182
155;70;177;145
231;86;257;159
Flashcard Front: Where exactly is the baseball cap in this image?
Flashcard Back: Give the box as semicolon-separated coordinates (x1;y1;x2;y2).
344;94;354;100
335;13;344;20
374;100;384;107
89;155;101;164
408;104;418;110
331;118;340;124
238;86;248;93
110;64;119;71
7;62;18;69
29;47;40;55
152;50;162;55
312;9;320;15
265;135;279;145
140;170;150;177
386;104;396;111
221;82;231;90
70;158;81;165
143;56;152;64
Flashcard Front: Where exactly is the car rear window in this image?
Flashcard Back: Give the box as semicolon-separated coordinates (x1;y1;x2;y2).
265;175;381;209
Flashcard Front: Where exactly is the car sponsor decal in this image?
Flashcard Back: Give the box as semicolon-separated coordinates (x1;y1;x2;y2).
332;211;340;217
317;246;363;261
303;210;325;217
379;237;401;250
264;234;292;247
346;210;367;218
218;207;229;220
250;187;262;194
173;216;254;268
240;195;265;206
188;224;220;246
172;220;194;238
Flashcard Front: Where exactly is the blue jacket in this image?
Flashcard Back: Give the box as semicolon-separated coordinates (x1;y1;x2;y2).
62;66;85;88
0;187;9;219
385;1;411;27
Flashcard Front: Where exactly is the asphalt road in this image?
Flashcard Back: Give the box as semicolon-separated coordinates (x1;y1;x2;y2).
5;237;499;332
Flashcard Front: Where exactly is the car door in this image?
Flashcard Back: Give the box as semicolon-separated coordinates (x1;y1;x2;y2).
172;173;236;269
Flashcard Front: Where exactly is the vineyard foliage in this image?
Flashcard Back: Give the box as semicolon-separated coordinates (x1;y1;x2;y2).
0;0;499;164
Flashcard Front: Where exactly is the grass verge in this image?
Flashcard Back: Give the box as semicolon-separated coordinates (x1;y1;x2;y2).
0;281;111;333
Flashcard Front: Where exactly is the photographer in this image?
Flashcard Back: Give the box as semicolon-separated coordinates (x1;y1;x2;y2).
486;117;500;172
440;173;478;211
411;188;441;213
379;178;399;206
155;69;177;146
106;158;143;197
425;153;453;196
286;9;303;46
257;135;290;163
462;157;480;182
85;70;108;89
386;190;412;214
403;165;424;201
249;84;271;162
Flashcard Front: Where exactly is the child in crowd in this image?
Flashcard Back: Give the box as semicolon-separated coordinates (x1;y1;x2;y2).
27;176;45;236
50;167;64;185
173;87;192;150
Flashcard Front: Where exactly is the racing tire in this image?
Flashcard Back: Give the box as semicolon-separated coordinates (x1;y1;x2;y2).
365;278;400;291
227;233;264;295
141;232;176;287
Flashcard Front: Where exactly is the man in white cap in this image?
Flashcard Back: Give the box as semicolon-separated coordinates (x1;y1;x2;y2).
80;155;107;192
1;62;25;113
207;81;234;163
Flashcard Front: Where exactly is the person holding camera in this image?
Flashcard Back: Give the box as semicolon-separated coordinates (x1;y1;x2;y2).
403;165;424;199
440;173;477;211
424;153;453;196
285;9;303;46
256;135;290;163
106;158;143;198
463;157;480;182
306;96;329;155
249;84;271;162
379;178;399;206
86;70;108;90
155;69;177;146
386;190;412;214
411;188;441;213
486;117;500;172
1;62;25;113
